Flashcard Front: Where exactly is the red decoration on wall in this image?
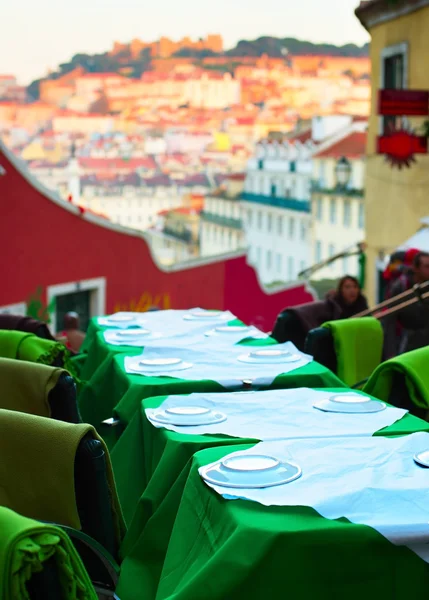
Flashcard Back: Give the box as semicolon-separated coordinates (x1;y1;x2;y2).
376;129;428;169
378;90;429;117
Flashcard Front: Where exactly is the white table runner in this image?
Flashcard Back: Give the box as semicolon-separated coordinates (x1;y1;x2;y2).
124;342;312;388
200;433;429;563
98;308;236;331
145;388;407;439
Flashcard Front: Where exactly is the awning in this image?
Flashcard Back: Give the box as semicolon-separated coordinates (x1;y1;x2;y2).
397;218;429;252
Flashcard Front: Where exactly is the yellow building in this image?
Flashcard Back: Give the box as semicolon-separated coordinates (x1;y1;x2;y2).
355;0;429;303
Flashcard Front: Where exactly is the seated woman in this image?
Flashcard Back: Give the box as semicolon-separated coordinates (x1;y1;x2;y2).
272;275;368;348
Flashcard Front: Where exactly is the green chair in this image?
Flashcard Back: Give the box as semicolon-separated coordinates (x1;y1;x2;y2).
0;358;80;423
364;346;429;419
0;410;126;597
0;506;97;600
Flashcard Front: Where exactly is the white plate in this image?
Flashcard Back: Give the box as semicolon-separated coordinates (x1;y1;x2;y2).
128;357;193;374
106;314;136;323
117;328;151;337
205;325;250;337
414;450;429;468
150;405;227;427
201;454;302;489
313;394;387;414
237;349;302;364
184;310;227;321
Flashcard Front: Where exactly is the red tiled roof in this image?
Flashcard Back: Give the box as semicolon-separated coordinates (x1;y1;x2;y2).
79;157;157;170
313;131;367;160
78;73;125;80
289;129;313;144
227;173;246;181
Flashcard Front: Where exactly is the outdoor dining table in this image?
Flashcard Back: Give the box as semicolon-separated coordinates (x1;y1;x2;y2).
79;343;346;450
113;391;429;600
134;443;429;600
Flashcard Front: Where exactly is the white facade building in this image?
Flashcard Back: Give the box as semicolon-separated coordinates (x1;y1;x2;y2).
200;175;246;257
241;131;315;285
184;74;241;109
311;121;367;280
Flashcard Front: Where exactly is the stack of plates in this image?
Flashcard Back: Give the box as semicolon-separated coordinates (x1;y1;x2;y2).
313;393;387;414
237;349;302;364
200;454;302;489
127;357;193;374
149;405;227;427
110;329;162;343
184;310;226;321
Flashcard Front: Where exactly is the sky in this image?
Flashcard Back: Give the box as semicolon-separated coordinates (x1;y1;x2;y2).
1;0;369;85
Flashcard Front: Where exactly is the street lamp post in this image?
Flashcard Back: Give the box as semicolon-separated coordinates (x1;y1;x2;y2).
335;156;352;190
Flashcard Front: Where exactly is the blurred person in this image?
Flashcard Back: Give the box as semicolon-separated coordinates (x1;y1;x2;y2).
383;251;429;357
56;311;86;353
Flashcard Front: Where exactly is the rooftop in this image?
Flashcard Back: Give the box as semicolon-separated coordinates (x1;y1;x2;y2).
355;0;429;29
313;131;367;160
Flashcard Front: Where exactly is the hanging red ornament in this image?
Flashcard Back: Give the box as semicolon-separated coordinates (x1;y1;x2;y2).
376;127;428;169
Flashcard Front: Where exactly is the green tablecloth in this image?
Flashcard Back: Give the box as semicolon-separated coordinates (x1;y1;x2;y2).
114;392;429;600
145;444;429;600
79;350;346;451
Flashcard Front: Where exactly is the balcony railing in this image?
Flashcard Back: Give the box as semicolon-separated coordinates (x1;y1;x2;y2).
311;182;364;198
162;226;195;244
240;192;310;213
200;211;243;230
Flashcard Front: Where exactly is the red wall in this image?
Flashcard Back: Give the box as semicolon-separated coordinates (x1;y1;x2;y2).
0;146;314;332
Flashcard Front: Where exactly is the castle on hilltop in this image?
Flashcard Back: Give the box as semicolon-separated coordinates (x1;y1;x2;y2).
110;35;224;59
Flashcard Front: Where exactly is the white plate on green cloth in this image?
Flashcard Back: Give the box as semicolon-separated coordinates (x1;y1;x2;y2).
314;393;387;414
237;349;302;364
149;406;227;427
127;357;193;374
200;454;302;489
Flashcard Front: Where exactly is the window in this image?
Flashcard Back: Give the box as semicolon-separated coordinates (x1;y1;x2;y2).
228;231;233;246
258;159;264;170
289;217;295;239
276;253;282;274
257;211;263;230
381;43;408;134
316;197;323;220
266;250;272;270
315;241;322;263
287;256;294;281
247;209;252;227
358;202;364;229
329;198;337;224
343;200;351;227
267;213;272;232
290;161;296;173
278;216;283;236
300;221;306;241
271;183;276;197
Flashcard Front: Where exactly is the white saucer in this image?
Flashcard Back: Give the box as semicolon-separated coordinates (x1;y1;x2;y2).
106;313;136;323
314;393;387;414
128;357;193;374
201;454;302;489
184;310;227;321
205;325;250;337
149;405;227;427
110;329;162;343
237;349;302;364
414;450;429;468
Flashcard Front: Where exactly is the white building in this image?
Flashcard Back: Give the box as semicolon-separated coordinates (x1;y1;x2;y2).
241;130;315;285
184;73;241;109
200;174;246;257
311;121;367;280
